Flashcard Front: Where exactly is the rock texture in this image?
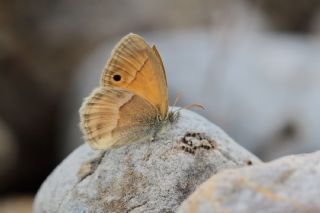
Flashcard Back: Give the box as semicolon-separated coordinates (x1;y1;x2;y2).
177;151;320;213
34;108;260;213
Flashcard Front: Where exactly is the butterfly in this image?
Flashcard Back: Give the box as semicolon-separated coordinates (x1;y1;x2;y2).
79;33;179;150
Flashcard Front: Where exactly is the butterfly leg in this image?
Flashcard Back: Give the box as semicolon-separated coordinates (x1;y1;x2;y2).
150;131;158;142
149;126;161;142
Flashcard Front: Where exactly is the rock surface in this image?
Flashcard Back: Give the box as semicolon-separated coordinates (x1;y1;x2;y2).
34;108;260;213
177;151;320;213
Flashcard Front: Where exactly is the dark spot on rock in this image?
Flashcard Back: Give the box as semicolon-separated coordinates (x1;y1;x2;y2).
186;147;195;154
275;169;295;184
203;145;210;150
182;137;187;143
178;132;217;154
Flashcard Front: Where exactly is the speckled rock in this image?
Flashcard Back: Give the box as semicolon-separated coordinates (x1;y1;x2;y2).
177;151;320;213
34;108;260;213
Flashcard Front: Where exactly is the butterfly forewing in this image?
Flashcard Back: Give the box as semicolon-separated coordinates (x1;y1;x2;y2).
101;33;168;118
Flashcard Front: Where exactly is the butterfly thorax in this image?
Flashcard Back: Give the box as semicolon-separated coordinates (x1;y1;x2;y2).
144;109;179;140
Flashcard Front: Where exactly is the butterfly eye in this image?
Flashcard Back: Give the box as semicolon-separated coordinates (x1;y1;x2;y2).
113;74;122;82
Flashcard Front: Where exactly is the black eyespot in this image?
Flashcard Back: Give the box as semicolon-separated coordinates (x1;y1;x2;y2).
113;74;121;82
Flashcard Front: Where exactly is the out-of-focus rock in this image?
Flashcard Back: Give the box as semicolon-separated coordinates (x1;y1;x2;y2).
0;37;59;192
177;151;320;213
66;28;320;161
34;109;260;212
0;119;17;190
0;195;33;213
6;0;252;45
248;0;320;32
311;11;320;36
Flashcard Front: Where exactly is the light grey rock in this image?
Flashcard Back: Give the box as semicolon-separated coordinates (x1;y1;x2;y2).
177;151;320;213
158;32;320;161
34;108;260;213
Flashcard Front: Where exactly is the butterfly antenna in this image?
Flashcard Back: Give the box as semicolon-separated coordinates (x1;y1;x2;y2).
171;93;205;114
173;93;181;107
174;103;205;114
182;103;205;110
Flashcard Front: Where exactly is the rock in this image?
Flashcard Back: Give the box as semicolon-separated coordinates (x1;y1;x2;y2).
34;108;260;213
248;0;320;32
0;118;17;190
158;31;320;161
0;32;65;193
177;151;320;213
0;195;33;213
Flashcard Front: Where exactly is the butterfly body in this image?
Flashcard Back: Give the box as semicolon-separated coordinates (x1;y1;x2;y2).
80;33;178;150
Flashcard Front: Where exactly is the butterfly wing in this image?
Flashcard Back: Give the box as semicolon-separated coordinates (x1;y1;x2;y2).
79;87;160;150
100;33;168;118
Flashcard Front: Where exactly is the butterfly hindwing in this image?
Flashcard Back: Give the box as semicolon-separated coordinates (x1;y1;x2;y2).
80;87;159;150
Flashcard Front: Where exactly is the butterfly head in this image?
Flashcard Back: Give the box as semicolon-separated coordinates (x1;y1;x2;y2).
167;110;180;124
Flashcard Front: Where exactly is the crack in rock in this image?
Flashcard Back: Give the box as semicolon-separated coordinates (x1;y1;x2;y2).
77;151;107;183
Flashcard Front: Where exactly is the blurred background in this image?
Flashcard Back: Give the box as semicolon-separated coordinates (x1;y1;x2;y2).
1;0;320;212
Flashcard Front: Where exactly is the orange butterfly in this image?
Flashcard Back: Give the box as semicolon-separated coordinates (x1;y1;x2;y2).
79;33;178;150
